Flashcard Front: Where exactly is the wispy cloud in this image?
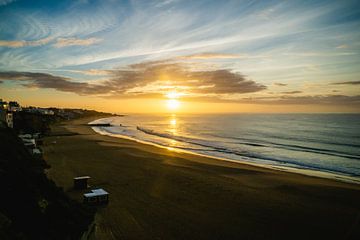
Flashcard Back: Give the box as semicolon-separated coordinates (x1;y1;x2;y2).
248;95;360;105
53;37;102;48
0;37;53;48
61;69;112;76
173;94;360;106
281;91;302;94
273;83;287;87
336;44;349;49
0;0;16;6
0;36;102;49
332;81;360;85
178;52;242;60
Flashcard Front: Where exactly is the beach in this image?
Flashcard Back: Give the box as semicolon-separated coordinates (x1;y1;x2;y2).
42;116;360;240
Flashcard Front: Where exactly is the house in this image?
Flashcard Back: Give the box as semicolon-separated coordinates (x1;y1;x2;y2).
83;189;109;204
5;112;13;128
0;99;18;128
8;101;22;112
0;109;13;128
23;107;54;115
73;176;91;189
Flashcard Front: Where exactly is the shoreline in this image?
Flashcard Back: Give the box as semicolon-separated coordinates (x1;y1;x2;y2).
90;117;360;185
42;115;360;240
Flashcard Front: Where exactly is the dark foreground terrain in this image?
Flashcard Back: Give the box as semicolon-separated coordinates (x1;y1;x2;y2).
0;117;97;239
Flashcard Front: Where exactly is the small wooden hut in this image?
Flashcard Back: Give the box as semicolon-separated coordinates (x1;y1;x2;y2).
73;176;90;189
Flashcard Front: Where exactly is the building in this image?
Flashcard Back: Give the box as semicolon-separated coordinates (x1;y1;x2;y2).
24;107;54;115
0;99;8;110
73;176;91;190
83;189;109;204
8;101;22;112
6;112;13;128
0;109;13;128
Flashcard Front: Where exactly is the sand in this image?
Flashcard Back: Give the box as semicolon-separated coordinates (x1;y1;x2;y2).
42;116;360;240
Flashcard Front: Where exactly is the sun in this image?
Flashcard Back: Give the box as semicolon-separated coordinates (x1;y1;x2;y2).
165;91;181;110
167;99;180;110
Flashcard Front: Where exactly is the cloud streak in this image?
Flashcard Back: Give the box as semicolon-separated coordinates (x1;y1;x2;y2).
273;83;287;87
246;95;360;105
178;52;242;60
53;37;102;48
0;37;53;48
332;81;360;85
0;37;102;48
281;91;302;94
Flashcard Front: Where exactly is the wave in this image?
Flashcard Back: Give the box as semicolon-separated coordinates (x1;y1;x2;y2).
224;137;360;161
135;126;360;177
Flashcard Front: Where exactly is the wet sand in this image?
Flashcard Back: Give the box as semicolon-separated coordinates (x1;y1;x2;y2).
42;116;360;240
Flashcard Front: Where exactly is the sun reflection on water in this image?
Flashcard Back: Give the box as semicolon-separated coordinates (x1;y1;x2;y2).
168;115;178;147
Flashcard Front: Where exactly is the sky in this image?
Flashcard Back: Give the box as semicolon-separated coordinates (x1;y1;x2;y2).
0;0;359;113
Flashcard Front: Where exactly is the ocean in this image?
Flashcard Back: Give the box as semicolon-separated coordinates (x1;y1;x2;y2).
90;114;360;182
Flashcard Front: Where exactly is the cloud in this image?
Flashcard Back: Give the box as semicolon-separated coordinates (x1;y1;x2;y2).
336;44;349;49
258;95;360;105
219;95;360;105
0;71;112;95
0;60;265;97
109;61;266;95
63;69;112;76
0;0;16;6
281;91;302;94
175;94;360;107
178;52;242;60
53;37;102;48
1;70;359;107
332;81;360;85
273;82;287;87
0;37;53;48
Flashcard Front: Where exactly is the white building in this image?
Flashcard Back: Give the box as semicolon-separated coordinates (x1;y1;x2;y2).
6;112;13;128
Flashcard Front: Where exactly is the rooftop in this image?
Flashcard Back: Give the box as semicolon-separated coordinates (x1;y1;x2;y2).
84;188;108;198
74;176;90;180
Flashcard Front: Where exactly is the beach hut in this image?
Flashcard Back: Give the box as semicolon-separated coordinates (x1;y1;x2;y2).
83;188;109;204
73;176;90;189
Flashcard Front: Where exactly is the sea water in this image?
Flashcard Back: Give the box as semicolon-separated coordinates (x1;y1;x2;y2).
90;114;360;182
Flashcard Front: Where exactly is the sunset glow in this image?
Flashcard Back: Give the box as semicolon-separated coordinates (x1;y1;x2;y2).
1;2;360;239
0;0;359;113
167;99;180;111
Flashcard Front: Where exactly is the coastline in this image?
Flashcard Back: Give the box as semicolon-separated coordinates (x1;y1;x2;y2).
90;117;360;185
43;115;360;240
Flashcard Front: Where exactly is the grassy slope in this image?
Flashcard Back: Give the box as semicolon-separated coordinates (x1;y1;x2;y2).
0;122;95;239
